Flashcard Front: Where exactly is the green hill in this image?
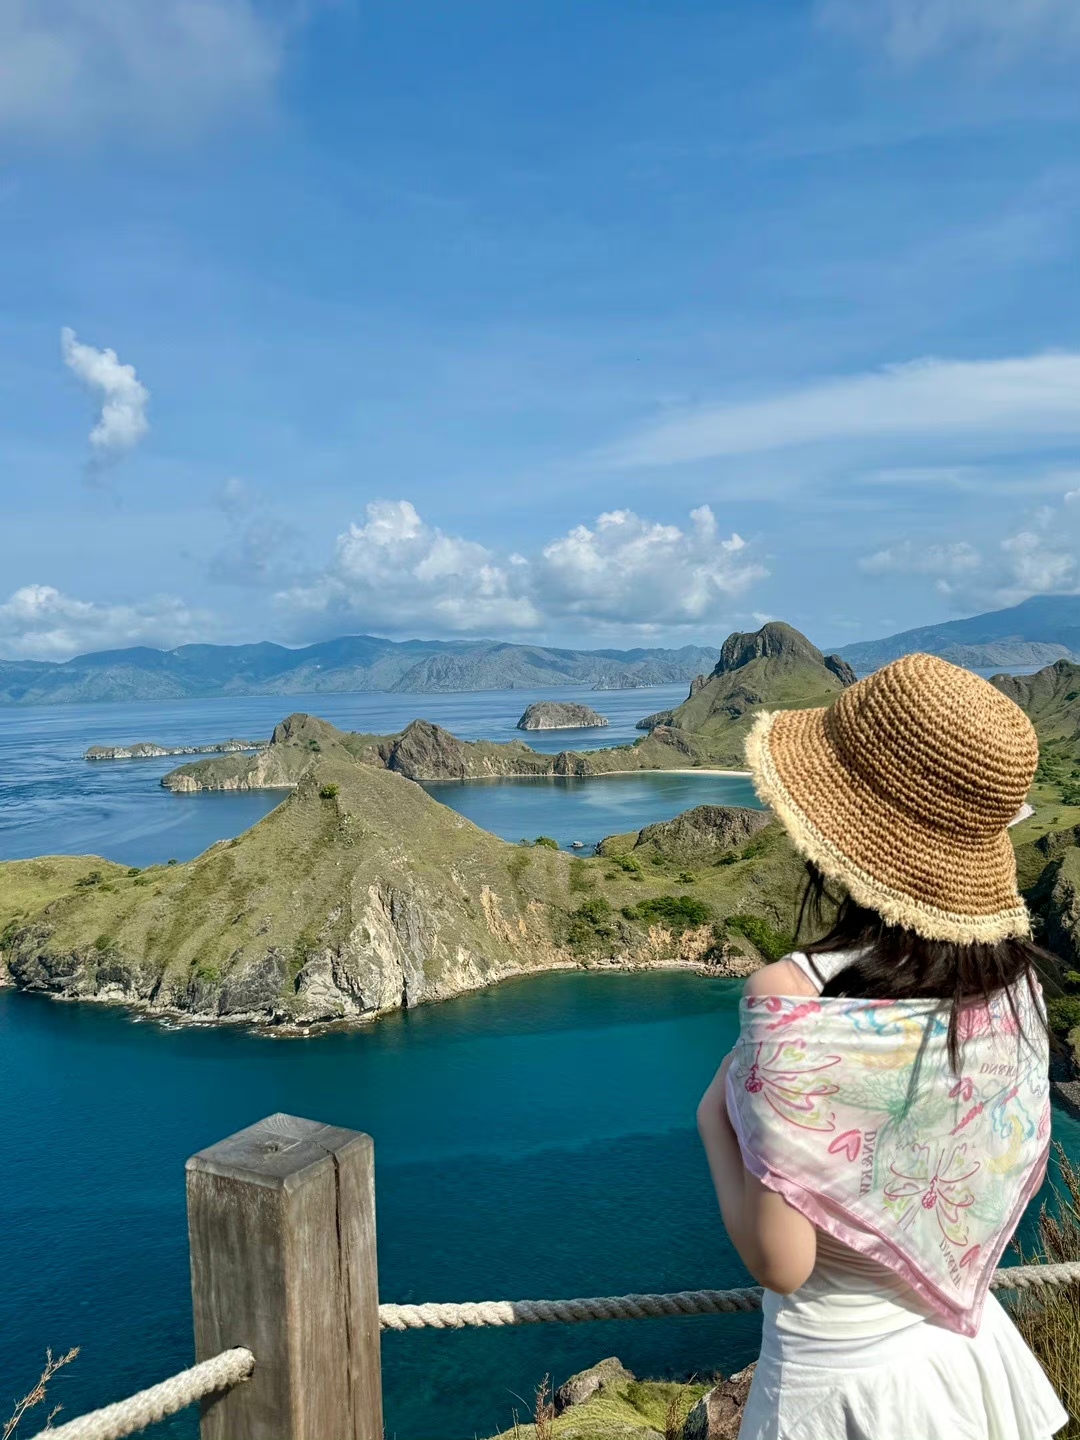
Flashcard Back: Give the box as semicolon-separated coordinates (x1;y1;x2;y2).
648;622;854;768
0;758;809;1025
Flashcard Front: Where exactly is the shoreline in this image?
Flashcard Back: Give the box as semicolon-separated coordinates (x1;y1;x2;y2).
0;950;753;1038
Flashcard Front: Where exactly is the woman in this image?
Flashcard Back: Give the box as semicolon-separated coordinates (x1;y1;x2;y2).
696;652;1068;1440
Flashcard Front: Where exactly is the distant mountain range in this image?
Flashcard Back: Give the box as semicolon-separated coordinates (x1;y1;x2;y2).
9;592;1080;707
0;635;722;706
836;595;1080;673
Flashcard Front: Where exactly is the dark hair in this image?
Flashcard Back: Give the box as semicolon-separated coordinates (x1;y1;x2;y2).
795;863;1050;1071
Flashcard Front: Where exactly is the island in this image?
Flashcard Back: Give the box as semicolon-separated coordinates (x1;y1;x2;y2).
516;701;609;731
85;739;267;761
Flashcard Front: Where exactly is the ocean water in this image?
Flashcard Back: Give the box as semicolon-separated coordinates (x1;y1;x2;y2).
0;685;760;865
1;972;760;1440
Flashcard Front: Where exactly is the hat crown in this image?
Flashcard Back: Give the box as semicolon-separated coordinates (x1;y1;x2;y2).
825;653;1038;840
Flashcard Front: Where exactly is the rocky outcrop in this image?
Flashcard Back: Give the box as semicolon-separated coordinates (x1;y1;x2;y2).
517;701;609;731
823;655;857;687
715;621;824;672
86;739;264;761
488;1356;754;1440
555;1358;634;1414
636;709;675;731
682;1367;756;1440
631;806;772;864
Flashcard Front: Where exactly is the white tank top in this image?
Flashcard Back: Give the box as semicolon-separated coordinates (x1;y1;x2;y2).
764;951;935;1339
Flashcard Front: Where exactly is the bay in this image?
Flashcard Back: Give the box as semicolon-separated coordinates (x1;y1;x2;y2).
0;686;758;865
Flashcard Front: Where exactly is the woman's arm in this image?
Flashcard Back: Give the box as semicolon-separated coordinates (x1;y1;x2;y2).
696;959;818;1295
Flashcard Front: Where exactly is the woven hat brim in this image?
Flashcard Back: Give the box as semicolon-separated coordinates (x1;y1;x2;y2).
745;708;1030;944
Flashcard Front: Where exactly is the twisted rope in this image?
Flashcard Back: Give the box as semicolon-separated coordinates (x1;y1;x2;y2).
29;1348;254;1440
378;1260;1080;1330
991;1260;1080;1292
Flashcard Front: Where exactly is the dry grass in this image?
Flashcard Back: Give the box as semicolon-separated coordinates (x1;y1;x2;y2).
662;1385;694;1440
1010;1145;1080;1436
2;1347;79;1440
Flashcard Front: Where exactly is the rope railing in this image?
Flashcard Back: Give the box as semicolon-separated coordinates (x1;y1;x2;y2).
28;1348;254;1440
27;1261;1080;1440
376;1258;1080;1330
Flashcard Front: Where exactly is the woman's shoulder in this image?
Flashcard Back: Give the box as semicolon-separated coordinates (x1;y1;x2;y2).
743;955;820;999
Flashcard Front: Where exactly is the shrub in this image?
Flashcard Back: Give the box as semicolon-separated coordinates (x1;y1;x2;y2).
678;870;696;884
166;857;178;866
614;853;642;874
126;867;141;877
1047;997;1080;1038
534;835;559;850
727;912;794;961
629;894;712;931
307;738;321;751
1065;971;1080;992
92;935;112;953
319;783;340;800
75;870;103;888
562;896;618;952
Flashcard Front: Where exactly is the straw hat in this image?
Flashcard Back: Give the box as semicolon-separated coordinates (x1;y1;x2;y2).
744;652;1039;943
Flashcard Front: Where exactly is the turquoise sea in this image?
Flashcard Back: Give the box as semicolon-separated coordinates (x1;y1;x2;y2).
0;687;1072;1439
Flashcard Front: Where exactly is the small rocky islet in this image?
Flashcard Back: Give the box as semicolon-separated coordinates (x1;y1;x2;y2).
85;738;266;761
516;700;609;731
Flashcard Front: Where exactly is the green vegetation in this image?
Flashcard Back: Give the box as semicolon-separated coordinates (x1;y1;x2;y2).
568;860;593;894
726;912;795;962
1047;997;1080;1039
489;1370;711;1440
561;896;620;953
534;836;559;850
318;783;339;799
625;894;712;931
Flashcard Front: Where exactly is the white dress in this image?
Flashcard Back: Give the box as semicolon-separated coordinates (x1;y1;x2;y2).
736;951;1069;1440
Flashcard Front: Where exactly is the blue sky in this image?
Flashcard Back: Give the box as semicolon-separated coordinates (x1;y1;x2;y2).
5;0;1080;660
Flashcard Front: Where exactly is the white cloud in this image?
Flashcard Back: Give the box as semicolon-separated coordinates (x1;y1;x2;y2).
858;499;1080;611
858;540;982;578
276;500;543;635
61;327;149;458
536;505;766;627
0;0;282;142
0;584;208;660
818;0;1080;64
607;353;1080;468
276;499;767;638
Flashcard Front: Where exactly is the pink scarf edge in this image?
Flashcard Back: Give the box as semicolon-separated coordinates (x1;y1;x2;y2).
724;1065;1051;1335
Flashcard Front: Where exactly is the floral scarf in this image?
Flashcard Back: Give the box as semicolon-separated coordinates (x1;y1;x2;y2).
725;986;1051;1334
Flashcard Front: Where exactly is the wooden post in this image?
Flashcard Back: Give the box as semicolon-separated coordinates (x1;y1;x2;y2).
187;1113;383;1440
